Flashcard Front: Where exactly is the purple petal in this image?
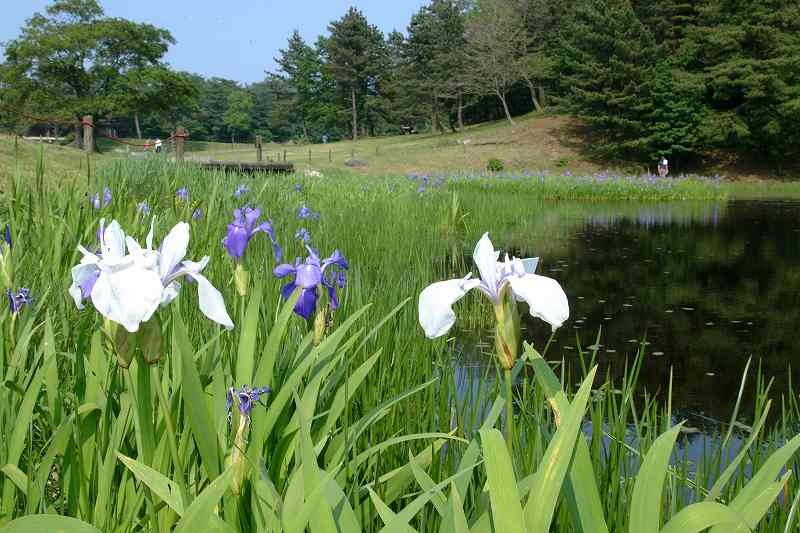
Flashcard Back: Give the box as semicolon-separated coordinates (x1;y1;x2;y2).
295;263;322;289
326;284;339;310
80;271;101;300
223;224;250;258
280;281;298;300
274;263;296;278
243;207;261;231
294;287;318;320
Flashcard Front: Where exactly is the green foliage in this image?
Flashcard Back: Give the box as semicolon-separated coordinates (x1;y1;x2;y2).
223;90;254;142
0;158;799;531
486;157;505;171
0;0;176;126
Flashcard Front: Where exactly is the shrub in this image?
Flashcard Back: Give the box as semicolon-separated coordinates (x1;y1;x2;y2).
487;158;504;172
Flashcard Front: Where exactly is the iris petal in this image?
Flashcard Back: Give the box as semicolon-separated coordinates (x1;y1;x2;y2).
418;276;480;338
508;274;569;331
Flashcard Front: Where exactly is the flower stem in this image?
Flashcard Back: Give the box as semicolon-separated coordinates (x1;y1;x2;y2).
504;368;514;455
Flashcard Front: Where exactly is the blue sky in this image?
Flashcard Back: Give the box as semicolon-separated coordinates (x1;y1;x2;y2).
0;1;427;84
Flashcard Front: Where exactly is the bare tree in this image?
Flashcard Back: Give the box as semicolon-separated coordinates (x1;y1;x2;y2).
463;0;527;125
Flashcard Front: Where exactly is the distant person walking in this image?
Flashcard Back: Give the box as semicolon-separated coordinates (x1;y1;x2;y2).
155;138;163;153
657;155;669;177
322;134;329;144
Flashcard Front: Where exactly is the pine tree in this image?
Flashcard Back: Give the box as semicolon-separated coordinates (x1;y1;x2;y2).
275;31;324;140
323;8;386;141
559;0;658;159
681;0;800;166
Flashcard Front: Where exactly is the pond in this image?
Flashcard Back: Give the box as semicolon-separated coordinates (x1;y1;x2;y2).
457;199;800;427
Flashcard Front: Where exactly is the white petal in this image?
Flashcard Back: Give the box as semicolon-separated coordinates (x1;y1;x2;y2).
102;220;127;261
521;257;539;274
90;267;164;332
161;282;181;306
159;222;190;281
418;276;479;339
126;236;142;254
77;245;100;264
184;271;234;330
508;274;569;331
473;233;500;302
182;256;209;274
146;217;156;250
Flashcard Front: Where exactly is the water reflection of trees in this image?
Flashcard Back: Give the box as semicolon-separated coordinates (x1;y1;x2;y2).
521;200;800;422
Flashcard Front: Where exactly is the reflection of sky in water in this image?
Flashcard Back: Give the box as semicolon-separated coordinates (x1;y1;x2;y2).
452;199;800;466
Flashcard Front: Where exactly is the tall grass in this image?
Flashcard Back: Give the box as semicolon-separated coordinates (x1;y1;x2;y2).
0;158;798;531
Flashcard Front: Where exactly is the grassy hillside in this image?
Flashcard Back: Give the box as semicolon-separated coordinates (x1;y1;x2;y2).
0;134;116;187
189;114;613;177
2;113;797;186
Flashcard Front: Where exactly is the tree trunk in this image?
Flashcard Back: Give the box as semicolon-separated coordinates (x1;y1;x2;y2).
74;121;83;149
457;93;464;131
134;111;142;139
351;83;358;141
431;95;439;134
302;119;308;141
497;91;516;125
526;81;542;112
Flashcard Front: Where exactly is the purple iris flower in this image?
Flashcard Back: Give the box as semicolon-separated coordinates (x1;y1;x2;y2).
273;246;348;320
3;224;11;248
192;208;204;220
295;228;311;243
294;183;302;193
176;187;189;202
226;385;271;421
222;207;282;261
417;186;426;194
7;288;33;314
137;201;151;216
91;187;112;209
296;205;319;220
234;184;250;198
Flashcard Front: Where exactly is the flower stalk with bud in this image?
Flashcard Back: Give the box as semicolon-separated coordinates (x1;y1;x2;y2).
226;385;270;494
418;233;569;450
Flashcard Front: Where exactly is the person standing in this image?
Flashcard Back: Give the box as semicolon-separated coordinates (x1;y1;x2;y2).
155;138;163;153
657;155;669;177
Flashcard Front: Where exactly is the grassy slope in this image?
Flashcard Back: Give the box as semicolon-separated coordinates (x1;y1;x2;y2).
0;134;115;187
3;112;798;187
188;114;612;177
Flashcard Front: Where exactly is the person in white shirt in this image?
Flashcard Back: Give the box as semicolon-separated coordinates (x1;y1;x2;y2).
155;138;163;153
657;156;669;177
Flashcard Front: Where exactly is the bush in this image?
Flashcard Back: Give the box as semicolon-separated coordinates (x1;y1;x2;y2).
487;158;504;172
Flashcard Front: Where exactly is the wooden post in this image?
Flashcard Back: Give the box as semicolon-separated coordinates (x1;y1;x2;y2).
283;149;287;162
329;149;332;162
255;135;263;162
175;127;187;162
308;148;312;162
82;115;94;153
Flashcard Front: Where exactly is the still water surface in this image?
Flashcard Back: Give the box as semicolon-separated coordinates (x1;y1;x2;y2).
459;199;800;427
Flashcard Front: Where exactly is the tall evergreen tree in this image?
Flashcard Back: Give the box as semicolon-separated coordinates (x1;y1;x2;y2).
275;31;323;140
323;8;386;141
680;0;800;166
559;0;658;159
